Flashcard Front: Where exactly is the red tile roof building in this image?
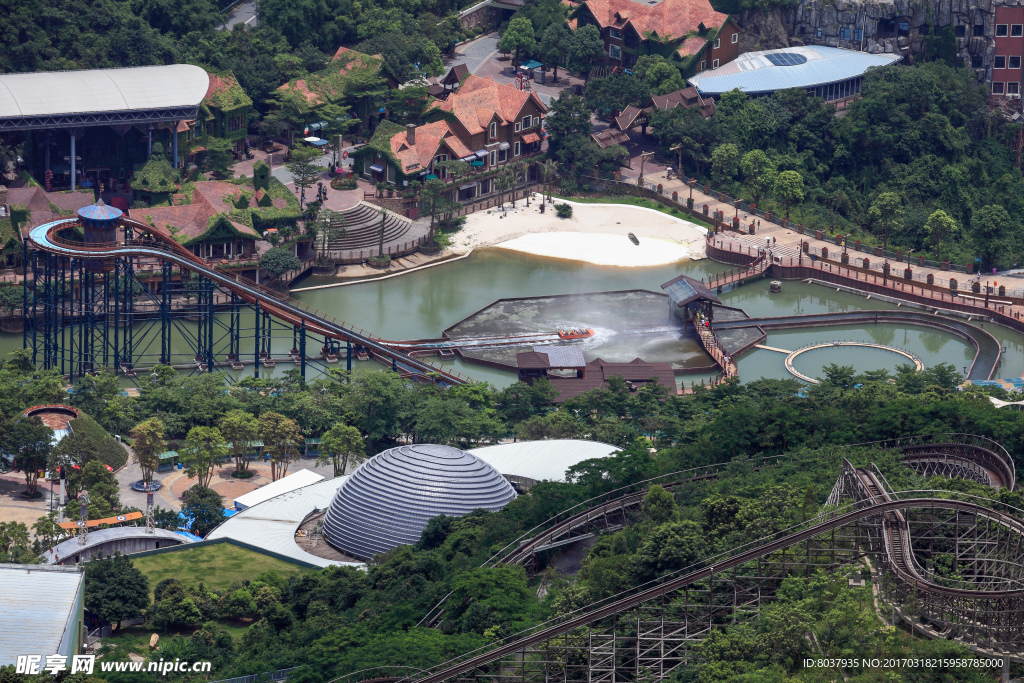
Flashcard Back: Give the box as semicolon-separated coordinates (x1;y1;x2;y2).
354;76;547;203
571;0;740;73
130;180;269;260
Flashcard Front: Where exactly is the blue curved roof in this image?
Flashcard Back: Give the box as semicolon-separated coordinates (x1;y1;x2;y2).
688;46;901;96
322;444;517;560
78;202;123;221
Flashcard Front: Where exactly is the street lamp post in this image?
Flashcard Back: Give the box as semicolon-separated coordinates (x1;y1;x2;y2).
378;207;387;258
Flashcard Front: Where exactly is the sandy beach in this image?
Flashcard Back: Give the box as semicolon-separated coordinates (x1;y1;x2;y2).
450;197;708;267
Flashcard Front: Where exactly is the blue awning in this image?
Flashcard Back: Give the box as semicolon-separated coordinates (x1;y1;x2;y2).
370;164;385;173
520;60;543;70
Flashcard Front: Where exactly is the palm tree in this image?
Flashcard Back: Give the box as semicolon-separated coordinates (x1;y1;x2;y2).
509;161;526;208
541;159;558;204
496;169;515;212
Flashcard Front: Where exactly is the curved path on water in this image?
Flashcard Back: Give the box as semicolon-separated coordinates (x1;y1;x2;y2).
713;310;1002;381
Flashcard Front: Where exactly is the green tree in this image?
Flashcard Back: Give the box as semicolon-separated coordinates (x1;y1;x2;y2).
84;555;149;629
318;422;365;477
642;484;675;525
772;170;804;221
633;55;685;95
0;285;25;316
740;150;776;205
924;208;958;261
286;145;324;200
971;204;1020;270
181;485;225;537
710;143;740;188
544;93;593;153
498;16;537;68
219;409;259;475
539;23;571;82
632;520;705;582
151;579;204;630
181;426;229;488
868;191;903;254
203;137;236;180
82;460;120;518
420;178;448;233
260;247;303;279
584;73;650;115
826;187;850;232
221;588;258;619
130;417;166;487
0;521;36;563
566;24;605;81
258;411;303;480
5;415;53;495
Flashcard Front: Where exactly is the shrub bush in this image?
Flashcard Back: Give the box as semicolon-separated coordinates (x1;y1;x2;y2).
555;203;573;218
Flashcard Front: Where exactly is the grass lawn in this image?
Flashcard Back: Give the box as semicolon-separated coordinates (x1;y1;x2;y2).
551;194;712;229
133;542;314;598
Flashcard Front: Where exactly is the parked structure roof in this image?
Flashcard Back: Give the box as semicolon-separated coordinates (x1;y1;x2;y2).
544;357;677;401
469;439;620;483
687;46;901;96
207;476;358;568
661;273;721;307
42;527;190;564
322;444;517;561
0;65;209;130
233;469;325;510
0;563;84;666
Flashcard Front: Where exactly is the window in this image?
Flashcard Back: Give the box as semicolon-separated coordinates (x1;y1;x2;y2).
897;21;910;36
700;61;706;71
522;115;532;128
839;27;850;40
609;44;622;59
854;28;863;40
609;28;622;39
996;55;1007;68
489;122;497;138
972;54;984;68
712;58;720;68
974;24;985;36
514;141;521;156
515;122;522;132
1012;56;1022;69
714;38;720;49
997;24;1008;37
1014;24;1023;36
955;25;966;37
816;27;822;38
1010;81;1021;94
489;150;496;166
228;115;244;133
499;148;508;162
993;81;1005;94
731;32;738;43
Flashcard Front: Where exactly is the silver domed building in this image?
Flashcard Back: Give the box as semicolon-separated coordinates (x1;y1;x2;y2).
322;444;517;560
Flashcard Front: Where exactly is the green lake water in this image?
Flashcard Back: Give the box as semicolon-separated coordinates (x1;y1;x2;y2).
2;249;1022;387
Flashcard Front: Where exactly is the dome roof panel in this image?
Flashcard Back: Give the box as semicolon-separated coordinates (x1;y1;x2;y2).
322;444;517;560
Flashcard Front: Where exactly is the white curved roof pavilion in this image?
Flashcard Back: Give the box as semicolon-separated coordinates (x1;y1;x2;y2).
0;64;210;131
469;439;621;486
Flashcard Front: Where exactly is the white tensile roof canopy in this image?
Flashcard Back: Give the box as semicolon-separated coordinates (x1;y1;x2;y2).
0;64;210;128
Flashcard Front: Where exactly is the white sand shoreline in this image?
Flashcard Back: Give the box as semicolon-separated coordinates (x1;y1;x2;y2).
449;196;708;267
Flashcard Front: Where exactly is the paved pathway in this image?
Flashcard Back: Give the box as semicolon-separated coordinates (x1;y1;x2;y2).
219;0;257;29
449;33;580;106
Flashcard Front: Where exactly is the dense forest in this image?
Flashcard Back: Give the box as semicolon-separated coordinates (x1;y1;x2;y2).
3;348;1024;681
